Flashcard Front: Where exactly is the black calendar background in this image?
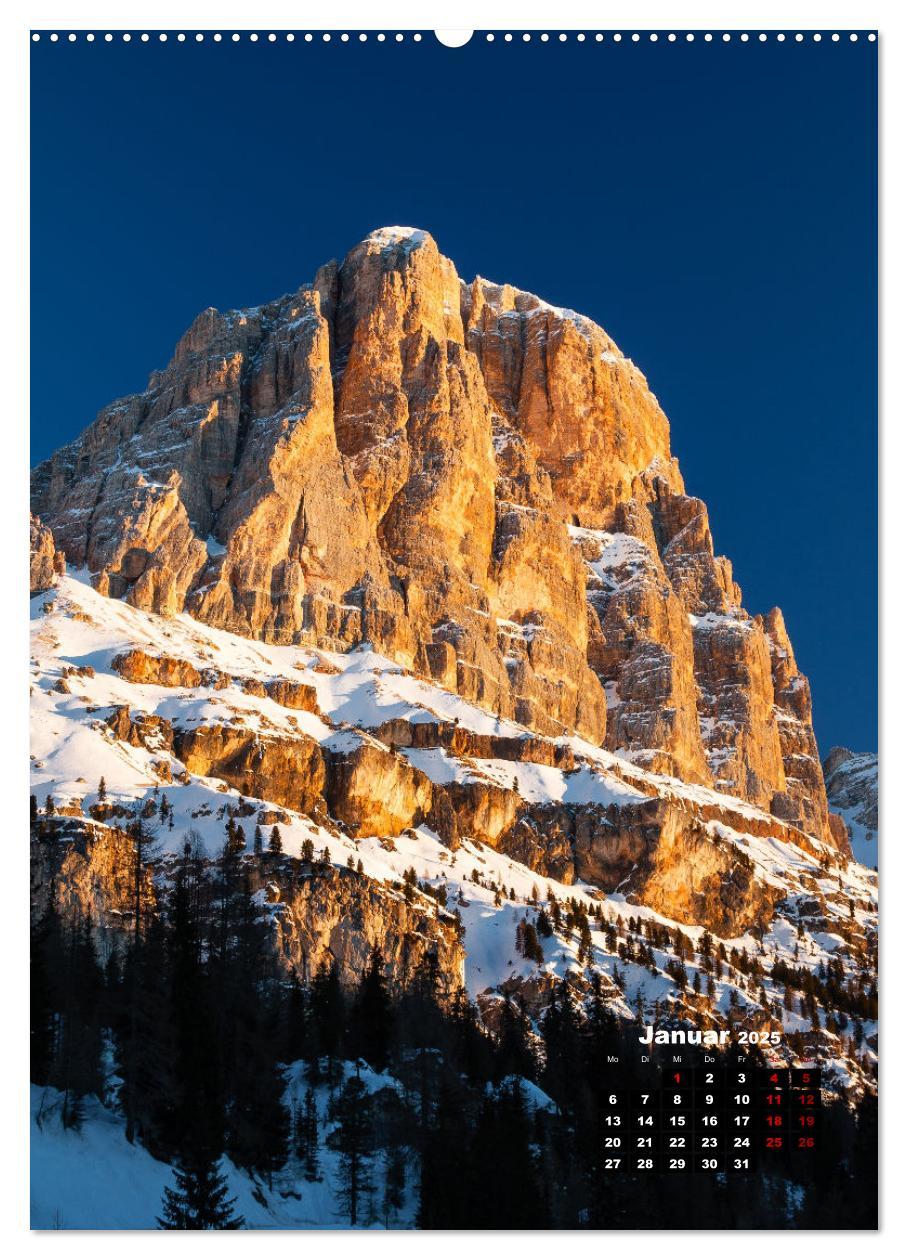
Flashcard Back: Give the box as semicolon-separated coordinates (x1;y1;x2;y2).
582;1029;877;1229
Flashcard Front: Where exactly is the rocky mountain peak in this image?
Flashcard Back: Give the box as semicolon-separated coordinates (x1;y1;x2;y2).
31;229;841;852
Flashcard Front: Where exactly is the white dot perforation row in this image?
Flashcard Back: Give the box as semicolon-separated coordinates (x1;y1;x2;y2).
31;31;879;45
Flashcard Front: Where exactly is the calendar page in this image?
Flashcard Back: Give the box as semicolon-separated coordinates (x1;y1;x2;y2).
28;25;878;1231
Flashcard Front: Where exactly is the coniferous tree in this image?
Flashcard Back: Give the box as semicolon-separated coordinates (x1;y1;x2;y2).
158;1155;245;1230
519;920;544;965
169;845;224;1159
30;846;104;1123
466;1080;546;1228
497;996;536;1080
381;1145;406;1226
577;915;593;965
128;815;159;944
253;825;264;857
540;979;587;1122
204;853;290;1180
53;913;105;1129
269;826;283;855
448;987;491;1086
226;988;289;1180
227;822;246;858
284;970;308;1063
121;816;161;1144
330;1072;374;1226
30;879;58;1085
418;1071;472;1228
300;1086;321;1182
114;912;179;1151
353;945;393;1070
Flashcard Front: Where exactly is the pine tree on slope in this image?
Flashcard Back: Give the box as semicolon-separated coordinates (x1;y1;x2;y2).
330;1072;374;1227
352;944;393;1070
300;1086;321;1183
157;1155;245;1230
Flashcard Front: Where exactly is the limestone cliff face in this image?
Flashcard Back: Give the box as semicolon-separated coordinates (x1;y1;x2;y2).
75;632;842;937
30;226;833;845
267;863;465;994
30;822;156;955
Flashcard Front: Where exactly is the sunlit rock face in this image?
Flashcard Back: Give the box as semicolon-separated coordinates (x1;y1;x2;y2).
31;227;836;845
30;558;877;1092
30;513;64;596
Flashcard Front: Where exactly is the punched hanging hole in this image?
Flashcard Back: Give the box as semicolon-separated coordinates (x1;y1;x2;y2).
434;30;474;48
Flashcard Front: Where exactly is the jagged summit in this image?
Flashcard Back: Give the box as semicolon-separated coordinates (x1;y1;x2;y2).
31;229;840;851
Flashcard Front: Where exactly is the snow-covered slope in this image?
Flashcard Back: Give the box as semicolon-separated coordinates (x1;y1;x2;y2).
30;573;879;1096
36;1059;531;1229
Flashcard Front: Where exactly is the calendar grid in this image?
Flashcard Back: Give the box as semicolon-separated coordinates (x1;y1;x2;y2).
599;1066;821;1175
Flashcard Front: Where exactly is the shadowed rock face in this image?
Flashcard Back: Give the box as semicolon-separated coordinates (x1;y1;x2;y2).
30;824;464;995
30;227;834;846
824;747;878;865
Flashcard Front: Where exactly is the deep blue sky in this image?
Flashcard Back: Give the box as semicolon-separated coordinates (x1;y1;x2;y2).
30;32;877;754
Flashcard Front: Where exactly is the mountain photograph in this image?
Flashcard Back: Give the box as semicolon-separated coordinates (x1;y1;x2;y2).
28;30;878;1232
